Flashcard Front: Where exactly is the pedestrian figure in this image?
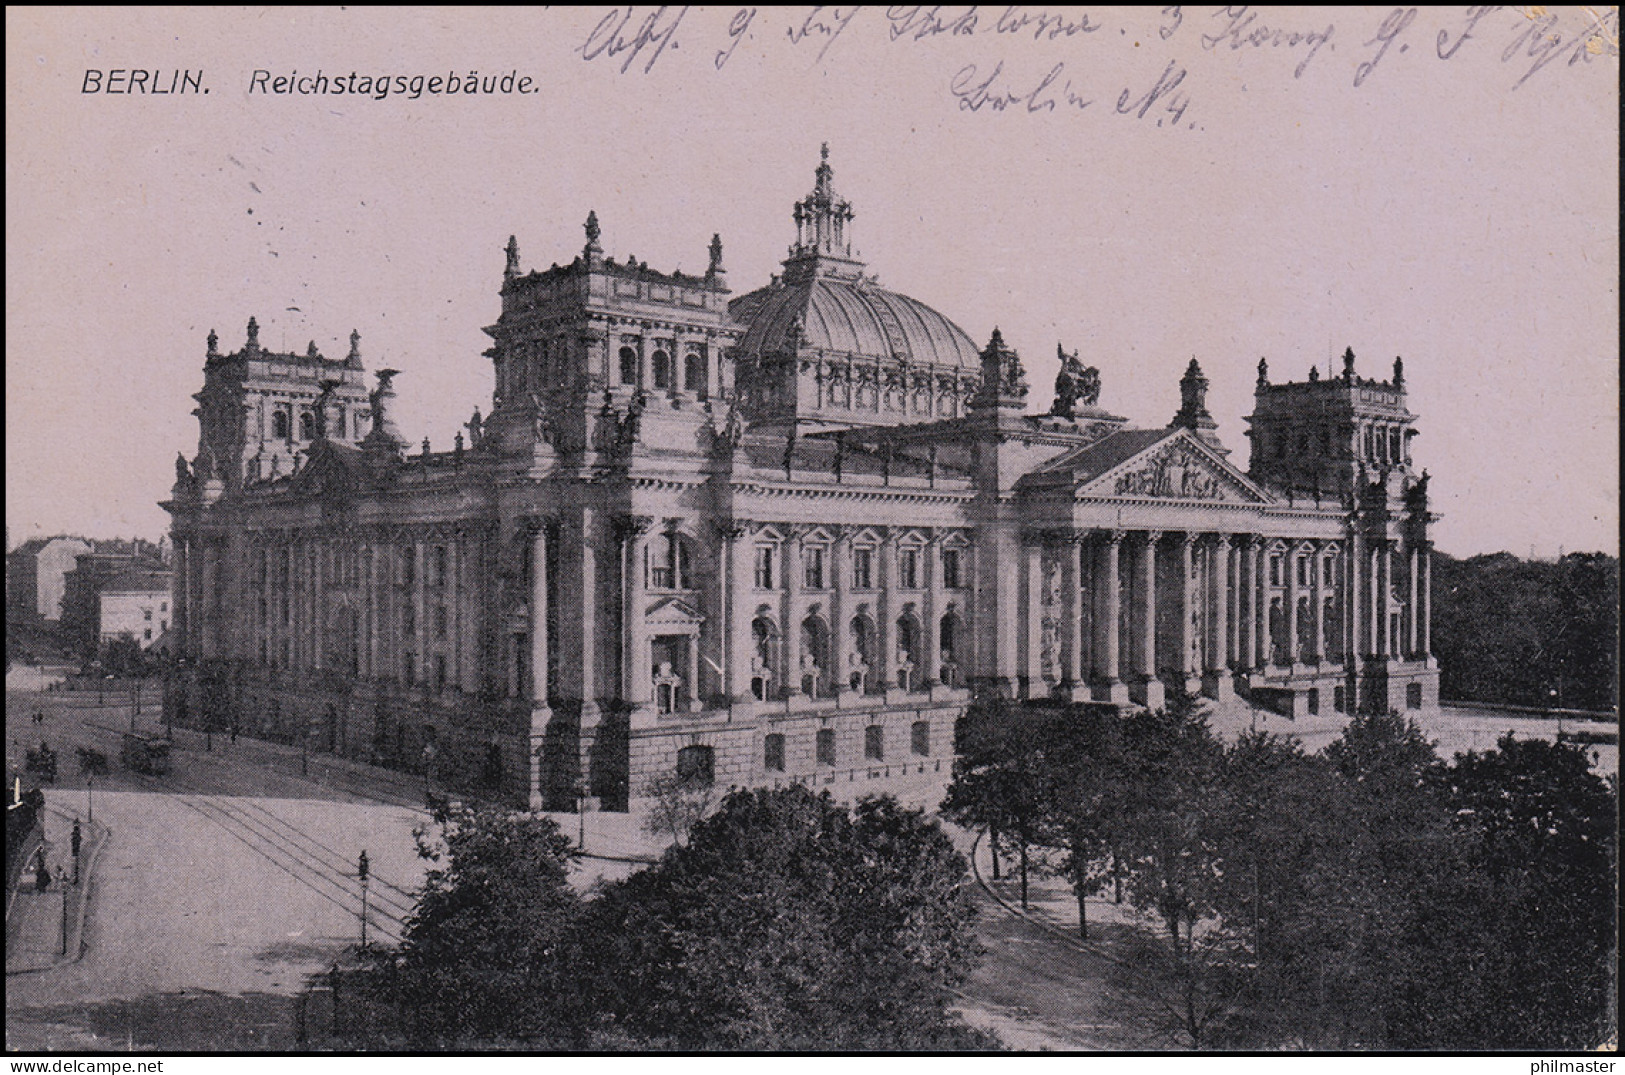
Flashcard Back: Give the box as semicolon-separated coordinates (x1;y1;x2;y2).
35;854;51;892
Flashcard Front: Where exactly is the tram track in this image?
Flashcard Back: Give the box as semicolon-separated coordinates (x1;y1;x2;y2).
123;767;413;946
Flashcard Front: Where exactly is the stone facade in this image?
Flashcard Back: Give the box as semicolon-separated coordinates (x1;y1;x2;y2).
163;150;1440;810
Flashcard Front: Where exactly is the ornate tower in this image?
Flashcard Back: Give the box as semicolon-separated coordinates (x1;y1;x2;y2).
190;318;372;491
1245;348;1417;499
480;215;739;459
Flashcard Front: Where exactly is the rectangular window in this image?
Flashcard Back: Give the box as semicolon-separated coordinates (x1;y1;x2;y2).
911;720;930;756
900;549;920;589
1307;687;1320;715
1406;682;1423;710
816;728;836;767
764;733;785;773
144;609;153;621
143;628;152;641
1297;557;1310;587
853;548;873;589
865;724;884;761
754;545;775;590
1269;555;1282;587
435;654;447;690
803;546;825;589
1334;685;1346;712
1323;556;1336;585
403;652;416;686
160;601;168;612
403;603;416;636
402;546;416;586
941;548;961;589
435;606;448;639
434;546;448;587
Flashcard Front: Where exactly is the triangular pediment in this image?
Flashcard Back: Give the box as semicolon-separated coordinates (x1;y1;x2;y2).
1077;430;1272;505
645;595;706;627
286;440;365;504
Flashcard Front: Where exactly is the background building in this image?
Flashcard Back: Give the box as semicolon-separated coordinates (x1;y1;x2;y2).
165;151;1439;809
7;536;92;622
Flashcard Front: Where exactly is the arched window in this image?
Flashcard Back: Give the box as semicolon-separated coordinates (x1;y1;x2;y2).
684;350;705;393
299;411;315;441
895;614;920;691
800;615;829;699
816;728;836;767
676;745;714;785
652;349;672;390
751;616;778;701
849;614;876;693
619;346;639;386
272;410;290;440
864;725;884;761
939;612;961;686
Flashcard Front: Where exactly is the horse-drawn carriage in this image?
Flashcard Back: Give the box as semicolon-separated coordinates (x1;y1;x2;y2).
120;732;171;776
24;742;57;784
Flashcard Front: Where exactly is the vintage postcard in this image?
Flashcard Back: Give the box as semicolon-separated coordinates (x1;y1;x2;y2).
6;5;1618;1060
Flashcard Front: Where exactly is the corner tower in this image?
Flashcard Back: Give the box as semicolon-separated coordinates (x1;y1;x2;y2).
1246;348;1417;499
189;319;372;492
480;216;739;459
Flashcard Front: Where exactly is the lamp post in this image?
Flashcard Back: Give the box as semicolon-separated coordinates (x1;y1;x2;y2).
86;773;94;825
573;778;588;851
357;850;370;948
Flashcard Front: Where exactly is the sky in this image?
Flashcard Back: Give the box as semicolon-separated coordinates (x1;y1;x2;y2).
6;6;1619;558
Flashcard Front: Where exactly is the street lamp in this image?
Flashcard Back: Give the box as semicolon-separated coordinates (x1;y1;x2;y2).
86;773;94;825
357;850;370;948
573;778;589;850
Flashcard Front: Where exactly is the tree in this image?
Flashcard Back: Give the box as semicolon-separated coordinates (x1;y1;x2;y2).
389;801;584;1044
1113;693;1226;953
641;767;719;848
1212;730;1377;1048
942;696;1051;908
581;786;996;1050
1415;735;1619;1049
1036;703;1126;941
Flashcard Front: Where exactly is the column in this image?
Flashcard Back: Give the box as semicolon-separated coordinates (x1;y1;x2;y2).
784;528;803;698
1349;529;1364;662
1101;532;1123;687
624;521;650;706
1227;537;1241;669
1023;538;1044;696
1212;536;1230;673
1066;537;1086;696
530;524;550;710
924;534;942;690
1139;532;1163;707
1407;542;1420;659
1240;539;1256;672
1179;534;1197;681
728;525;755;702
831;529;850;697
1311;540;1325;663
311;538;325;671
1285;542;1300;667
1254;540;1269;669
1142;532;1159;679
1420;541;1432;659
879;532;897;691
174;537;191;657
1376;539;1392;659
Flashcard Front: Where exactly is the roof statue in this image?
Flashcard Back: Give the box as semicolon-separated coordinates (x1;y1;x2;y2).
1051;344;1100;416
